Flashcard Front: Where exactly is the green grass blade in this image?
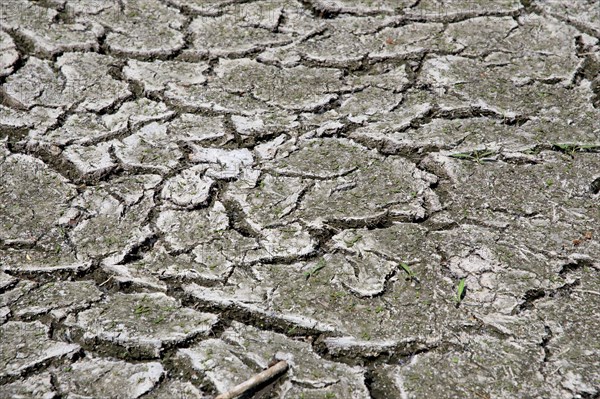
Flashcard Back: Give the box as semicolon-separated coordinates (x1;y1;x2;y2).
456;278;466;304
400;263;415;279
305;259;327;280
449;152;473;160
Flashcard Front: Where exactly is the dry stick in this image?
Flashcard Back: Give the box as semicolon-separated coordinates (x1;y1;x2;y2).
573;289;600;297
98;276;113;287
215;360;289;399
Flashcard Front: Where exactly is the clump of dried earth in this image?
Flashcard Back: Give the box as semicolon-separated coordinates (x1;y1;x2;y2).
1;0;599;398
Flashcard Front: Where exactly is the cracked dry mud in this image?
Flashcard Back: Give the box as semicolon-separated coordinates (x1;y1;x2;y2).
0;0;599;398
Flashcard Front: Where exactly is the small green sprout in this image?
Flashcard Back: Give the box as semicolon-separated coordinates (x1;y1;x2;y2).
343;234;362;247
287;326;298;335
448;152;473;160
400;263;416;280
553;143;577;156
449;149;496;164
134;305;151;315
330;291;346;300
455;278;466;305
576;144;600;151
553;143;600;157
304;259;326;280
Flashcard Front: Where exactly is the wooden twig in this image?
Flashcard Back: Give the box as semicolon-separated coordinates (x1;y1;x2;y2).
573;289;600;297
98;276;113;287
215;360;289;399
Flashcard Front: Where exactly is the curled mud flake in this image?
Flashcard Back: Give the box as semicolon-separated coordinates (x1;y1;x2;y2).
0;154;77;245
0;321;80;383
113;122;183;173
63;292;218;359
0;32;19;77
52;357;164;398
0;373;56;398
10;280;103;320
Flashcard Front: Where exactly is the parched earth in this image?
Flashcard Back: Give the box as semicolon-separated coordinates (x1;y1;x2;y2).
0;0;599;398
